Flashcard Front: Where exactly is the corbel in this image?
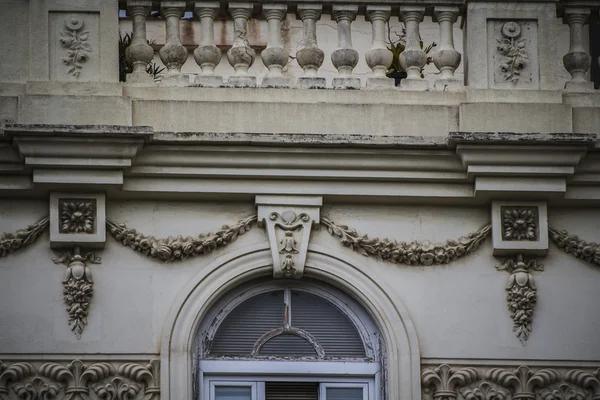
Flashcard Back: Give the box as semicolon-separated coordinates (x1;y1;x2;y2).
256;195;322;279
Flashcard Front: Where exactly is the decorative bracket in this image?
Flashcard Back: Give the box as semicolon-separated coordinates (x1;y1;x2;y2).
256;195;322;279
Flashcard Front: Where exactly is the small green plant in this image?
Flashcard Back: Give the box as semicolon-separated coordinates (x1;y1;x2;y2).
118;32;165;82
386;24;437;81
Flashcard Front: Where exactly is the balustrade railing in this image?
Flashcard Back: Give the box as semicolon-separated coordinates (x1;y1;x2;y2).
119;0;599;91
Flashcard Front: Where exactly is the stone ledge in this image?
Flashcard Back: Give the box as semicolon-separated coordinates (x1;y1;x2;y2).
448;131;597;147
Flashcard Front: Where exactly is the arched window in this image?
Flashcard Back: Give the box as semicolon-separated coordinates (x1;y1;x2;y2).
194;279;384;400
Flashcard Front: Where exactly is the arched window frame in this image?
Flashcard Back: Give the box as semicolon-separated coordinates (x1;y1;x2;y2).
194;279;384;400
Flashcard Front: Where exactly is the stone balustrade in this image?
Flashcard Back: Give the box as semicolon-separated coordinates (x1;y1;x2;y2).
49;1;600;91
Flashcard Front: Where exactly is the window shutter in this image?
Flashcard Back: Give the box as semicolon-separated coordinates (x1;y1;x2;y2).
210;291;284;356
265;382;318;400
291;291;366;358
259;334;317;357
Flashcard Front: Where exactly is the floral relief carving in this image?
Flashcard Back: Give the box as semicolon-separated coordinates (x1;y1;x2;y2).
501;207;537;241
548;227;600;266
421;364;479;400
485;365;559;399
60;15;92;77
271;211;310;278
0;359;159;400
106;215;256;262
564;369;600;399
322;216;491;266
496;254;544;344
460;382;509;400
59;199;95;234
540;383;588;400
496;21;528;83
53;247;101;339
0;216;49;258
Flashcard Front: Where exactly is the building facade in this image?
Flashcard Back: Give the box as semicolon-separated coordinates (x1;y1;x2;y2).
0;0;599;399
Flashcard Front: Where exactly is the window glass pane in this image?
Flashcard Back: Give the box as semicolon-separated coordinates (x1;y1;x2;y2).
210;291;284;356
215;386;252;400
291;291;366;358
266;382;318;400
259;334;317;357
325;387;363;400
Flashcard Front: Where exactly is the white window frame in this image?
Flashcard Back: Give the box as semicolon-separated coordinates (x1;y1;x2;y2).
208;380;264;400
320;382;370;400
205;376;374;400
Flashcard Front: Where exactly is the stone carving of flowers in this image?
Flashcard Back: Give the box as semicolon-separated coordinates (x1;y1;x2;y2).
60;201;95;234
502;208;537;241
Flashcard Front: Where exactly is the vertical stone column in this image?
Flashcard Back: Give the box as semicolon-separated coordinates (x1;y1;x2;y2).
159;1;189;86
432;6;461;91
227;2;256;87
563;7;594;91
193;2;223;87
296;4;326;89
365;6;393;89
261;4;291;88
331;5;360;89
126;0;154;83
399;6;428;91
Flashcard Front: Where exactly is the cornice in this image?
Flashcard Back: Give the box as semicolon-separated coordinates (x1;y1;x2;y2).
2;124;600;203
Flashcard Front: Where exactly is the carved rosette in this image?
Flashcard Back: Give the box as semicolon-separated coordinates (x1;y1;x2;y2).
501;207;537;241
60;14;91;77
0;359;159;400
496;21;528;84
59;199;95;234
53;247;101;339
496;254;544;344
256;196;322;279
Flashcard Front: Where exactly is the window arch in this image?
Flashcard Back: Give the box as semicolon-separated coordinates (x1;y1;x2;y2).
195;279;383;400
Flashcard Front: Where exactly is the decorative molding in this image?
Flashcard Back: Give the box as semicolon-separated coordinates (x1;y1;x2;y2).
0;216;49;258
60;14;92;77
496;21;528;84
422;364;600;400
53;247;101;339
322;217;491;266
496;254;544;344
421;363;479;400
59;199;96;234
549;226;600;266
256;196;322;279
0;359;159;400
501;207;537;241
106;215;257;262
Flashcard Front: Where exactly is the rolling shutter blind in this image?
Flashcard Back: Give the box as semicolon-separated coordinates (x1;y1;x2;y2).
210;291;284;356
291;291;366;358
266;382;318;400
260;334;317;357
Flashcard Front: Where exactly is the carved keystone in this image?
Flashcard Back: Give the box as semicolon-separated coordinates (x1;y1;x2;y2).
50;193;106;249
491;201;548;256
256;195;322;279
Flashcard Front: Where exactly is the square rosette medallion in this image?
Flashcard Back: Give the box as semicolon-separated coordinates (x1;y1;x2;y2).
50;192;106;249
491;201;548;256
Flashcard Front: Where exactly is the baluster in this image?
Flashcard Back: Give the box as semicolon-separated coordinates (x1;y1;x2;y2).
432;6;461;91
261;4;290;88
296;4;326;89
365;6;393;89
227;2;256;87
193;2;223;87
159;1;189;86
126;0;154;83
563;7;594;91
399;6;428;91
331;5;360;89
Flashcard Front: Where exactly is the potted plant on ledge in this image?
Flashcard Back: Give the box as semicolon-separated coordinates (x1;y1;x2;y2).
386;24;437;86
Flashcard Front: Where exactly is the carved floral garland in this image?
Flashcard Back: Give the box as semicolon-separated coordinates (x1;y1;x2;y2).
0;216;48;258
106;215;257;262
322;217;491;266
549;226;600;266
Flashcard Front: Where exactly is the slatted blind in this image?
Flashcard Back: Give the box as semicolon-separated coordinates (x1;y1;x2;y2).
265;382;318;400
210;291;284;356
259;334;317;357
291;291;366;358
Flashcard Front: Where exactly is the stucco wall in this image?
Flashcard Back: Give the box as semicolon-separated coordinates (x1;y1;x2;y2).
1;199;599;362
